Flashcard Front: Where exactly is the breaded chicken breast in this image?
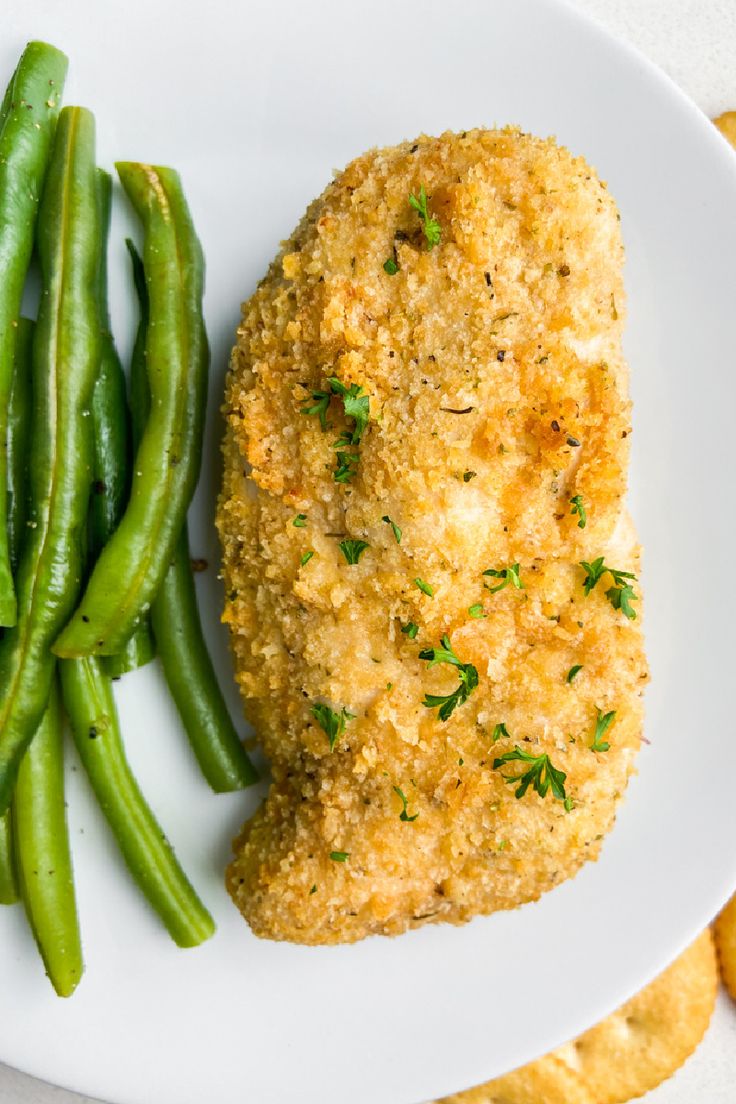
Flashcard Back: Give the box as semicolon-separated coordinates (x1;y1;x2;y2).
217;128;647;944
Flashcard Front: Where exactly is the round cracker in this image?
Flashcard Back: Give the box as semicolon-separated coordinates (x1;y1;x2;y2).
554;930;717;1104
436;1055;593;1104
714;893;736;1000
713;110;736;149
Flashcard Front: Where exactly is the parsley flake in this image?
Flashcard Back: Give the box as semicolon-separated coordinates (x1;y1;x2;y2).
468;603;486;619
579;556;607;595
382;515;402;543
339;539;370;565
579;558;638;618
328;377;370;443
293;513;307;528
570;494;587;528
414;578;434;597
566;664;583;684
483;563;524;594
401;621;419;639
393;785;419;822
332;447;360;483
492;746;568;803
330;851;350;862
591;708;616;753
300;389;331;430
419;635;479;721
383;257;399;275
300;550;315;567
309;884;317;895
409;184;441;250
311;703;356;752
463;470;477;482
605;581;638;620
492;722;510;743
302;377;371;483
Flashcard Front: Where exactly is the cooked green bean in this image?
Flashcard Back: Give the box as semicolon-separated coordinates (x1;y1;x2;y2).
7;317;33;572
88;170;130;561
120;237;255;789
0;811;17;904
13;677;83;996
0;42;68;627
0;319;34;905
59;656;215;948
152;525;258;791
104;629;156;679
0;107;100;815
88;175;155;678
54;163;208;658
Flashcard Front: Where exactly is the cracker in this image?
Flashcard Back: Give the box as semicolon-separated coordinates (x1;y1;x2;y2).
436;1055;593;1104
713;110;736;148
714;893;736;1000
553;930;717;1103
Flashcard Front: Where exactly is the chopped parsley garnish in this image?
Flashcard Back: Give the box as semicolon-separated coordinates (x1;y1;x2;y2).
493;746;568;803
383;257;399;275
309;884;317;894
419;634;479;721
492;722;510;743
414;577;434;597
566;664;583;684
579;558;638;619
328;377;370;443
564;796;574;812
382;515;402;543
409;184;441;250
463;470;477;482
570;494;587;529
483;563;524;594
301;377;371;483
401;621;419;639
338;539;370;565
300;389;331;430
468;603;486;619
333;447;360;484
393;785;419;822
300;550;315;567
580;556;607;594
293;513;307;528
330;851;349;862
605;580;638;619
311;703;356;752
591;708;616;753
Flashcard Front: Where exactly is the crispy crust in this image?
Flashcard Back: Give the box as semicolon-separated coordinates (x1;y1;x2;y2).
714;893;736;1000
554;931;718;1103
437;1055;594;1104
217;128;647;944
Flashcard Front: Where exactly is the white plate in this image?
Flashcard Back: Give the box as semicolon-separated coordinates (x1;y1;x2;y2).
3;1;736;1102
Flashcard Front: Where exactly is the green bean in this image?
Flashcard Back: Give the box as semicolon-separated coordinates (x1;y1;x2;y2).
7;317;33;572
88;170;130;562
54;163;208;658
0;42;68;627
0;811;18;904
13;677;83;996
59;656;215;948
0;319;34;905
152;525;258;791
121;237;255;789
0;107;100;815
88;175;155;678
104;629;156;679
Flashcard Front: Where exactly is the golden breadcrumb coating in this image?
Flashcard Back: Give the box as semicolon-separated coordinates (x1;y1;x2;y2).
217;128;647;944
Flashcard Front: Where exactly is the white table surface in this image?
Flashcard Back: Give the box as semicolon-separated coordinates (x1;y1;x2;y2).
2;1;735;1101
